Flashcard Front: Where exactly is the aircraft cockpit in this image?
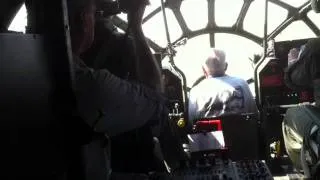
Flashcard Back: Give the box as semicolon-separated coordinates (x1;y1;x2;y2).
3;0;320;179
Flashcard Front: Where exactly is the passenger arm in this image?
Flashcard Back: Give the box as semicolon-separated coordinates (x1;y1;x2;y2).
75;67;187;168
75;67;167;137
127;5;164;93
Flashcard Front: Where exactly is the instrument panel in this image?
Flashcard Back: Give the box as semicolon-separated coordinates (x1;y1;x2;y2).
171;159;273;180
148;158;273;180
259;38;315;107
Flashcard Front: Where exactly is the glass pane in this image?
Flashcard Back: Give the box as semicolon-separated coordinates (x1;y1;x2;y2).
267;2;288;33
117;13;127;22
181;0;208;30
144;0;161;18
116;27;125;33
215;33;262;87
173;34;211;87
8;4;27;33
143;8;182;47
279;0;309;8
243;1;288;37
215;0;243;27
307;10;320;29
275;20;316;41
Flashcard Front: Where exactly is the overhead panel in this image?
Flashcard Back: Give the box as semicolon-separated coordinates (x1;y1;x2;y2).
142;8;182;47
275;20;316;41
180;0;208;31
215;0;243;27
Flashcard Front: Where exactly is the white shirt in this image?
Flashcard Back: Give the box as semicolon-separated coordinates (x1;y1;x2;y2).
188;75;258;122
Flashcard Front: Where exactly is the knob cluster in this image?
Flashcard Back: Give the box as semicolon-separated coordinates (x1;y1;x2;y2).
236;160;271;179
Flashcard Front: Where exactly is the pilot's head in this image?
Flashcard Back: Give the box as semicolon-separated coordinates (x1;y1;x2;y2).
288;48;299;66
202;49;228;77
67;0;96;56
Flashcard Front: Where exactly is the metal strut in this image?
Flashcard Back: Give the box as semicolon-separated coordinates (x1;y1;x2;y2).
254;0;268;107
160;0;189;116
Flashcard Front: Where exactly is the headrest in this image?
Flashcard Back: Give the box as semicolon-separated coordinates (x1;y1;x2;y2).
311;0;320;13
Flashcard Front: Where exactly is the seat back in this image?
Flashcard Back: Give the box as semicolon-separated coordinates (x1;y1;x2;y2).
0;0;79;178
0;33;69;178
193;113;260;160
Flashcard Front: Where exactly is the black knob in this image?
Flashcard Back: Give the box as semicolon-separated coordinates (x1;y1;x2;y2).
223;173;228;180
211;158;216;166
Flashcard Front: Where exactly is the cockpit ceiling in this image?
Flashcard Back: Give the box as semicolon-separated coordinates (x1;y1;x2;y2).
113;0;320;53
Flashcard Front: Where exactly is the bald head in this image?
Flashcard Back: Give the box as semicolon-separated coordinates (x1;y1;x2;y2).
202;49;227;77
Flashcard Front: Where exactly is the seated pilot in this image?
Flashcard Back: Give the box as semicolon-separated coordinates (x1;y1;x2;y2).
188;48;258;123
282;39;320;176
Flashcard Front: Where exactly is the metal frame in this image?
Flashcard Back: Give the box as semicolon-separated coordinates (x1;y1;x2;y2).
112;0;319;54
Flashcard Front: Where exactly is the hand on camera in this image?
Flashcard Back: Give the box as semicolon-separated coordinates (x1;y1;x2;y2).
124;0;150;28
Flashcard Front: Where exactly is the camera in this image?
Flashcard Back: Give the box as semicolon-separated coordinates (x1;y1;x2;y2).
99;1;121;16
99;0;149;16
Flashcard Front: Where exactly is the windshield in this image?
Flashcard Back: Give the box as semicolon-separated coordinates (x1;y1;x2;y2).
9;0;320;96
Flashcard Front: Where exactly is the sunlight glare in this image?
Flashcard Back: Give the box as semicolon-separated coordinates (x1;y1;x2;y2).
8;4;27;33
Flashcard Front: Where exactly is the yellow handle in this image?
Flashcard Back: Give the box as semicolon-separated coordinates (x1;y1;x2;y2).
177;118;185;128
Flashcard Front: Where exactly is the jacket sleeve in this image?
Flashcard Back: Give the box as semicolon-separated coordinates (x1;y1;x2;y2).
241;80;258;114
188;88;199;124
74;66;168;137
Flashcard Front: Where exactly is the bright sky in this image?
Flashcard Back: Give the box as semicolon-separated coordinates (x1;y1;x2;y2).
8;0;320;94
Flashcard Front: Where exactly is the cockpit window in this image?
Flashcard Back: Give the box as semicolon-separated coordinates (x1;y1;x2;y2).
278;0;309;8
144;0;161;17
117;12;127;22
180;0;208;30
215;0;242;27
275;20;317;41
244;1;288;37
142;8;182;47
307;10;320;29
8;0;320;96
162;33;260;95
133;0;319;95
8;3;27;33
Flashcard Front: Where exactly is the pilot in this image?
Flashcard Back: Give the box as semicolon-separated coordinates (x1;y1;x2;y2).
67;0;184;178
188;48;258;123
287;48;300;67
282;39;320;174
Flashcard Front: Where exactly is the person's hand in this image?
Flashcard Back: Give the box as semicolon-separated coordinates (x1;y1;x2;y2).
125;0;149;29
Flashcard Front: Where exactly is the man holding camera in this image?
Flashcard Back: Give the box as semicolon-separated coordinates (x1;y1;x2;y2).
67;0;185;179
81;0;168;174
